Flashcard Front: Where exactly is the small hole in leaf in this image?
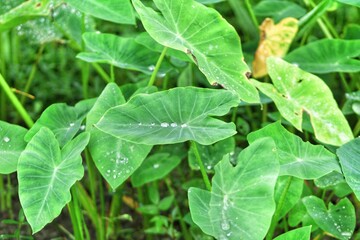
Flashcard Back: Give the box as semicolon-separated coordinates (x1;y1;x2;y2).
297;79;303;83
294;112;299;116
245;72;251;79
36;2;42;7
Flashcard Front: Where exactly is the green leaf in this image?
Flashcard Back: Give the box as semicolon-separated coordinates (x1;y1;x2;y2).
131;153;181;187
337;138;360;200
86;83;151;190
274;177;303;220
273;226;311;240
248;122;341;179
18;128;89;233
24;103;84;147
254;0;307;22
336;0;360;7
0;121;27;174
196;0;225;4
342;91;360;116
0;0;59;32
96;87;239;145
64;0;135;24
285;39;360;73
78;33;171;75
303;196;355;239
252;57;354;146
188;137;235;171
132;0;259;103
188;138;279;240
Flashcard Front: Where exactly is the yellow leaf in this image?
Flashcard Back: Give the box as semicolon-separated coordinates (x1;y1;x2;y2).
253;18;298;78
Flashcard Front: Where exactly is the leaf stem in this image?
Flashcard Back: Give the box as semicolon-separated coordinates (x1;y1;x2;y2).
191;141;211;191
0;73;33;127
148;47;168;87
91;63;112;83
266;176;293;240
244;0;259;28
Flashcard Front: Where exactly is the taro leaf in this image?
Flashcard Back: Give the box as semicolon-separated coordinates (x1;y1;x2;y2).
86;83;152;190
336;0;360;7
303;196;355;239
314;171;346;189
64;0;135;24
248;121;341;179
337;138;360;201
132;0;259;103
252;17;298;78
0;121;27;174
285;39;360;73
131;153;181;187
274;176;303;220
24;103;84;147
188;138;279;240
0;0;59;32
96;87;239;145
18;128;89;233
77;33;171;75
254;0;307;22
252;57;354;146
342;91;360;116
273;226;311;240
188;137;235;172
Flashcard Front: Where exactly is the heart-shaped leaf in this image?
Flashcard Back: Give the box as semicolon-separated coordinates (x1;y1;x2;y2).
64;0;135;24
254;1;307;22
18;128;89;233
337;138;360;200
248;121;341;179
188;138;279;240
86;83;152;190
132;0;259;103
303;196;355;239
78;33;172;75
96;87;239;145
0;121;27;174
285;39;360;73
252;57;353;146
273;226;311;240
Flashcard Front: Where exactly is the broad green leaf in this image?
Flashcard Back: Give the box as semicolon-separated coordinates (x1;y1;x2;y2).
285;39;360;73
273;226;311;240
96;87;239;145
132;0;259;103
24;103;84;147
342;91;360;116
0;0;59;32
64;0;135;24
337;138;360;200
188;138;280;240
314;171;346;189
252;57;354;146
274;176;303;220
18;128;89;233
303;196;355;239
188;137;235;171
0;121;27;174
254;0;307;22
336;0;360;7
288;201;309;227
78;33;171;75
86;83;151;190
343;24;360;40
248;122;341;179
131;153;181;187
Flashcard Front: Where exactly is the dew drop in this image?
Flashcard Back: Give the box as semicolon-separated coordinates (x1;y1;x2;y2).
221;221;230;231
69;123;75;127
207;165;212;170
153;164;160;169
3;136;10;143
171;123;177;127
161;122;169;127
80;125;85;131
148;65;155;71
181;123;188;128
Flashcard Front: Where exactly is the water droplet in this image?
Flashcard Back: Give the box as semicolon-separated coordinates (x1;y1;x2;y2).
221;221;230;231
207;165;212;170
148;65;155;71
69;123;75;127
181;123;188;128
171;123;177;127
3;137;10;143
161;122;169;127
153;164;160;169
80;125;85;131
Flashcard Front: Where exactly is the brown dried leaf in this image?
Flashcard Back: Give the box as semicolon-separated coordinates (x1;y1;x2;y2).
253;17;298;78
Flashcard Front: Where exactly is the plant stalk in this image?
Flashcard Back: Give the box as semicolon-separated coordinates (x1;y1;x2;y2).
191;141;211;191
148;47;168;87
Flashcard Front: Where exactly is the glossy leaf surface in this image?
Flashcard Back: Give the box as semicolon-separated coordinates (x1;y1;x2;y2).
0;121;27;174
96;87;239;145
248;122;341;179
285;39;360;73
65;0;135;24
18;128;89;233
188;138;279;239
132;0;259;103
253;57;353;146
86;83;152;190
273;226;311;240
337;138;360;200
